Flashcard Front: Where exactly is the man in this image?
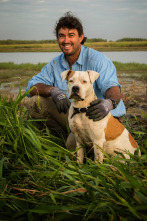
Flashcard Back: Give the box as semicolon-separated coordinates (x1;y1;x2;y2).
25;11;126;148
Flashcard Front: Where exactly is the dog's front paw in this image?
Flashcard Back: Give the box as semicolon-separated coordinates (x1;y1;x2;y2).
77;146;84;164
94;147;104;163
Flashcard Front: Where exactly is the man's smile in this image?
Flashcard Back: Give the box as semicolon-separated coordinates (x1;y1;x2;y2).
62;44;73;48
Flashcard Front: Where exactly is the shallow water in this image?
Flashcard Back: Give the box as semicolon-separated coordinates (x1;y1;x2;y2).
0;51;147;64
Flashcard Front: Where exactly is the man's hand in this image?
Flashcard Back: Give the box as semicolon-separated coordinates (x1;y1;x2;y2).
50;87;70;114
86;99;113;121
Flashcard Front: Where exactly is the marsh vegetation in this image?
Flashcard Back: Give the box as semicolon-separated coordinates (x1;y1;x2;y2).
0;50;147;219
0;89;146;220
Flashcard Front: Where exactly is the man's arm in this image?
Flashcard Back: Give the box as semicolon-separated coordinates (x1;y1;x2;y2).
30;83;54;97
105;86;121;104
86;86;121;121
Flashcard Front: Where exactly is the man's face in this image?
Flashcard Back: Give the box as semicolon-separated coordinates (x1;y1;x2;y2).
58;28;84;57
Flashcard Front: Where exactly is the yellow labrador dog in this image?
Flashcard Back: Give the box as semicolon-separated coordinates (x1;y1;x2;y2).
61;70;140;163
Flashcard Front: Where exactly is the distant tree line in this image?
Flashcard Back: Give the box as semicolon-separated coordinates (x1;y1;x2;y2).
0;38;107;44
116;38;147;42
0;39;58;45
0;38;147;44
86;38;107;42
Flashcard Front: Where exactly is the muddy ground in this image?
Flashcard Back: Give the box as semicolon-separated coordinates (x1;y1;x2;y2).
0;76;147;130
119;76;147;126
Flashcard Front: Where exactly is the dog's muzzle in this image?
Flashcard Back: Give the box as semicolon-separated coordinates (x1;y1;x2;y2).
69;85;84;101
72;86;79;93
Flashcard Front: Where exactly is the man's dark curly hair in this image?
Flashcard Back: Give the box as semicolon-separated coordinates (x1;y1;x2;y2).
54;11;87;45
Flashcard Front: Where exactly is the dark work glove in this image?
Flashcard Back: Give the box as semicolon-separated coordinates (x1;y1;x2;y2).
86;99;113;121
50;87;70;114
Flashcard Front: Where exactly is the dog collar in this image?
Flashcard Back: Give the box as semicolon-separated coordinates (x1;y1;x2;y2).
71;107;89;119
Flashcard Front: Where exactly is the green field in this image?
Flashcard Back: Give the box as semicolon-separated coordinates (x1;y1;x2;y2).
0;62;147;86
0;41;147;52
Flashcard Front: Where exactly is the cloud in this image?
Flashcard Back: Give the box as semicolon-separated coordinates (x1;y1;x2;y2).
112;0;126;2
116;7;129;12
64;0;90;2
37;0;46;3
136;9;147;14
0;0;9;2
0;0;147;40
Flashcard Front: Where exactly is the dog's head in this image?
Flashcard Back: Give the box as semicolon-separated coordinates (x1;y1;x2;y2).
61;70;99;101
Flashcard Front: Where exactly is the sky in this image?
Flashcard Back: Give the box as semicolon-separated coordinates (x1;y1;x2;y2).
0;0;147;41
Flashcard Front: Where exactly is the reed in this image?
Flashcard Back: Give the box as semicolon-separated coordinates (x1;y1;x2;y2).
0;91;146;220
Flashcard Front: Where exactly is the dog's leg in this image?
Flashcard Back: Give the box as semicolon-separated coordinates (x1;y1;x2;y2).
93;142;104;163
77;143;85;164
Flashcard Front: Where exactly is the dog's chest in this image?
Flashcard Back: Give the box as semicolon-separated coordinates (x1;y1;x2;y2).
70;114;89;130
69;108;110;144
69;112;97;143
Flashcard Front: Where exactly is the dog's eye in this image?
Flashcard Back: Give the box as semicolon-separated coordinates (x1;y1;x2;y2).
83;80;87;84
69;79;73;83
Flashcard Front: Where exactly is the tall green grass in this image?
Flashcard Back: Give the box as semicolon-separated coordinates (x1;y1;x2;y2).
0;91;147;220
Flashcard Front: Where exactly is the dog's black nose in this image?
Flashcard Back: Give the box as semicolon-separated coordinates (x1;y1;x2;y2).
72;86;79;93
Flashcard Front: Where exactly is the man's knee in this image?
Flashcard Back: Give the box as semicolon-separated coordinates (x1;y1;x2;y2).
24;95;46;118
24;95;68;132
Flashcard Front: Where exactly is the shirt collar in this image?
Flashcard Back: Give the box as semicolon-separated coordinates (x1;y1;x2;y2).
61;45;84;69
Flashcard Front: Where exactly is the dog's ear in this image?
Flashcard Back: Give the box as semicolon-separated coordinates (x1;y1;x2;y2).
61;70;69;82
61;70;75;82
87;70;100;83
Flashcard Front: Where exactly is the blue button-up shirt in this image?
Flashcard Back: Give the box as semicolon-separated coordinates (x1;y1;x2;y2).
26;45;126;117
